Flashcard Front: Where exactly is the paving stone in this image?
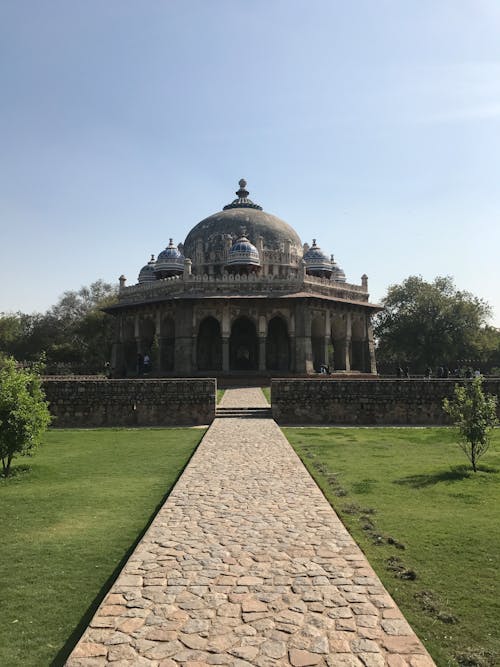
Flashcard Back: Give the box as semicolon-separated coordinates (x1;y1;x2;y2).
289;648;323;666
66;388;435;666
351;638;381;653
260;639;287;658
381;619;414;636
71;643;108;658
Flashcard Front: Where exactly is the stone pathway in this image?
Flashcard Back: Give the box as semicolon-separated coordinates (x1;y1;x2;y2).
67;388;435;666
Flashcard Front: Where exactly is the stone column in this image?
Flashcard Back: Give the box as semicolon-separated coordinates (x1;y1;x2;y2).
366;315;377;374
295;302;314;373
222;338;230;372
345;312;352;372
289;312;296;373
133;313;142;354
174;304;194;373
222;305;230;372
258;315;266;371
323;311;330;367
258;338;266;371
110;315;124;376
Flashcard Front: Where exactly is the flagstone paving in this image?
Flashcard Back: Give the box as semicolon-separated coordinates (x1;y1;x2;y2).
67;388;435;666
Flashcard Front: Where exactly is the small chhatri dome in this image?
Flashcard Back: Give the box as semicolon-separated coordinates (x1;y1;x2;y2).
223;179;263;211
138;254;157;283
226;231;261;273
330;254;346;283
155;239;185;278
303;239;332;278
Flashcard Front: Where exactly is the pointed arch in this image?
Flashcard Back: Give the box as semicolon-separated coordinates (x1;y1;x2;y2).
197;317;222;370
266;316;290;371
230;316;258;370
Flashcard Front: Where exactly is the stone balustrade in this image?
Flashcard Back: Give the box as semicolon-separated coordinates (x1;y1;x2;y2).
118;272;369;306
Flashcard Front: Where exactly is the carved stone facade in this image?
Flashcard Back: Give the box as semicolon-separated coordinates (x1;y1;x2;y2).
106;181;380;376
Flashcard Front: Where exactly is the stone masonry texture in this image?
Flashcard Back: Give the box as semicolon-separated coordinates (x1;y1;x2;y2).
43;378;216;427
66;388;435;666
271;378;500;425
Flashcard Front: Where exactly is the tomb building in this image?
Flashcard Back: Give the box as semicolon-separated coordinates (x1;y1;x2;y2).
107;180;380;375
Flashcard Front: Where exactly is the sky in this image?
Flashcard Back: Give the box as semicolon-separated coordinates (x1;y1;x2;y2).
1;0;500;324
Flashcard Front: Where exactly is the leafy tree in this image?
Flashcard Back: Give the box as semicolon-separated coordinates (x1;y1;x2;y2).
0;358;51;476
0;281;117;372
443;377;498;472
374;276;491;372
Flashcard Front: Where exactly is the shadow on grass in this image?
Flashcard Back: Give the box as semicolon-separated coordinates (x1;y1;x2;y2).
394;464;498;488
0;464;32;481
51;435;204;667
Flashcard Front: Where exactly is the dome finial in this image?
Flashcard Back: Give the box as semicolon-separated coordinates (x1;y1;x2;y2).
223;179;263;211
236;179;249;199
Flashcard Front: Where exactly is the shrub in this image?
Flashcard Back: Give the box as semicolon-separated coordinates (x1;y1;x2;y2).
443;377;498;472
0;358;51;476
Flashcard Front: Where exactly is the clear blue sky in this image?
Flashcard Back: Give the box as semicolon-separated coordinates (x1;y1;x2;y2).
1;1;500;324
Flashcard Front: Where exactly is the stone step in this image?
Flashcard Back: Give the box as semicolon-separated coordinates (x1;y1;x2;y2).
215;406;272;419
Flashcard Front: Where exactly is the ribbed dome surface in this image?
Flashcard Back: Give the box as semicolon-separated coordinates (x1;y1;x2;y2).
303;240;332;273
226;235;260;267
138;255;157;283
155;239;185;275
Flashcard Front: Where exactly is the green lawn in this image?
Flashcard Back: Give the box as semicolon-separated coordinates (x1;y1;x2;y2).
0;428;205;667
217;388;225;403
284;427;500;667
261;386;271;403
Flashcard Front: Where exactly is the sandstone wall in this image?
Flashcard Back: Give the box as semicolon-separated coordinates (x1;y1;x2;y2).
43;378;216;427
271;378;500;425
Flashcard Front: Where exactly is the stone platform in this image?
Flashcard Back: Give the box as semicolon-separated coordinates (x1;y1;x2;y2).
66;388;435;666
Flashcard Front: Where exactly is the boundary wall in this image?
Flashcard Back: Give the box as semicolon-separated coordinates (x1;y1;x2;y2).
271;378;500;425
43;378;216;427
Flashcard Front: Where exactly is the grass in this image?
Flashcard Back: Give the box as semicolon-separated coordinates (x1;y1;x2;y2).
217;388;225;403
284;427;500;667
0;427;205;667
261;386;271;403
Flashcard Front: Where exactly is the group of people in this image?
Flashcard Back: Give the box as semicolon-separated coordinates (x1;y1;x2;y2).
395;364;482;379
136;352;151;376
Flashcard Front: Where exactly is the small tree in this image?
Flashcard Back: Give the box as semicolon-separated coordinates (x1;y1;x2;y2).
443;377;498;472
0;358;51;477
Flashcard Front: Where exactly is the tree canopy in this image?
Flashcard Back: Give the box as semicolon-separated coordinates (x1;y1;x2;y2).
0;358;51;476
374;275;497;373
0;280;117;373
443;376;498;472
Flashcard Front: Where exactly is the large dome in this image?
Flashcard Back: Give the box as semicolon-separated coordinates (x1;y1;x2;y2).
183;180;302;258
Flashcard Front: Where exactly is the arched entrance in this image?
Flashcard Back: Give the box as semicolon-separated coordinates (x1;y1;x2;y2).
230;317;258;370
197;317;222;370
266;316;290;371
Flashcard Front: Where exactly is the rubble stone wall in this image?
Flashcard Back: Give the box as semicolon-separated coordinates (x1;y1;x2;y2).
271;378;500;425
43;378;216;427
